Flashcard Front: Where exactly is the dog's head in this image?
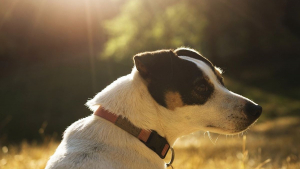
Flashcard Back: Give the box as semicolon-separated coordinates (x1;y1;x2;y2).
134;48;262;135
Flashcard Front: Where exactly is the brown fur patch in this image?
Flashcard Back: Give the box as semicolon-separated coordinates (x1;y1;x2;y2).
165;91;184;110
205;76;214;88
135;64;151;83
135;61;148;77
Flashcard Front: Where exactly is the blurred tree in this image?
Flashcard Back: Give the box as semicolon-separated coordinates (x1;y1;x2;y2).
102;0;300;96
284;0;300;39
102;0;208;61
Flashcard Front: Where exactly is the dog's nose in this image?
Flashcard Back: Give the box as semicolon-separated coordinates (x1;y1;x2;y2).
244;102;262;119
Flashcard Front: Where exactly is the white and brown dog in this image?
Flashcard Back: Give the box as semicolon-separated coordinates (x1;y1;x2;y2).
46;48;262;169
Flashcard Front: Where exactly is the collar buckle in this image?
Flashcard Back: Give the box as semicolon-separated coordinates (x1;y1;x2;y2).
144;131;170;159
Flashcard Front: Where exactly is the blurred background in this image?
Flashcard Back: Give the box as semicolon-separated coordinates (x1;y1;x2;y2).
0;0;300;168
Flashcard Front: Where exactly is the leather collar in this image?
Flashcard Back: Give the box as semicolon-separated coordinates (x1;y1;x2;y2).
94;106;171;159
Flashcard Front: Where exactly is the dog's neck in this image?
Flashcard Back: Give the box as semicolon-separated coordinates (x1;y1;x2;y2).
86;68;179;145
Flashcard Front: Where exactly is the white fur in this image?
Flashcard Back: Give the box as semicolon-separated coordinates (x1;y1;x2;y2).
46;69;176;169
178;56;258;134
46;55;258;169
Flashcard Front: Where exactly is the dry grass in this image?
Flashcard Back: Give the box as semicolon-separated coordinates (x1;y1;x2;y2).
1;117;299;169
0;139;58;169
170;117;300;169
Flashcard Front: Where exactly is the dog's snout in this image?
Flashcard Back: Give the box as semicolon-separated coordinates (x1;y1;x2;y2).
244;102;262;119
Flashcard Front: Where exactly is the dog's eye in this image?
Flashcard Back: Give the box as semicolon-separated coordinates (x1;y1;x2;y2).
197;84;208;92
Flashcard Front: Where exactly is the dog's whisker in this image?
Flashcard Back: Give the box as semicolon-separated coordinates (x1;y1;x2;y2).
207;131;214;145
214;134;220;144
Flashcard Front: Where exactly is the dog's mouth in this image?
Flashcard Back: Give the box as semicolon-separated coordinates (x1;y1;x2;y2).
220;102;262;134
205;117;260;135
233;118;260;134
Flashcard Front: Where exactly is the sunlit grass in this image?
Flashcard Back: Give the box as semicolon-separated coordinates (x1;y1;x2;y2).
0;139;58;169
170;115;300;169
1;117;299;169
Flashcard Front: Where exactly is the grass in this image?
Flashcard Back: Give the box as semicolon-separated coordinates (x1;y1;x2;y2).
0;139;58;169
0;79;299;169
169;116;300;169
1;116;299;169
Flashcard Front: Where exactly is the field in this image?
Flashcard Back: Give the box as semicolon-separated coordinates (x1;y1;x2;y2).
1;79;299;169
0;117;299;169
172;117;300;169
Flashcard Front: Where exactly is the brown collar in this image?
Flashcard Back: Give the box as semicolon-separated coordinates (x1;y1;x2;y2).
94;106;173;162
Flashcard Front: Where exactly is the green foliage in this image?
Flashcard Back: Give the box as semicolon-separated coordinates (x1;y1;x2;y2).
102;0;208;60
102;0;300;64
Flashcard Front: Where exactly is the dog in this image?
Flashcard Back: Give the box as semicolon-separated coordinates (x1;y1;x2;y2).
45;47;262;169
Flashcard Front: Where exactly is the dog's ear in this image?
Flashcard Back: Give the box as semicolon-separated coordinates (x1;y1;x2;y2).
174;47;214;69
133;49;177;81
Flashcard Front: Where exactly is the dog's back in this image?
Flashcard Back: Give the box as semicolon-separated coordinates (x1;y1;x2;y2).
46;73;166;169
46;115;164;169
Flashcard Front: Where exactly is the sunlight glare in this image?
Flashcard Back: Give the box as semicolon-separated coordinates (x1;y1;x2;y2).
0;0;19;30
